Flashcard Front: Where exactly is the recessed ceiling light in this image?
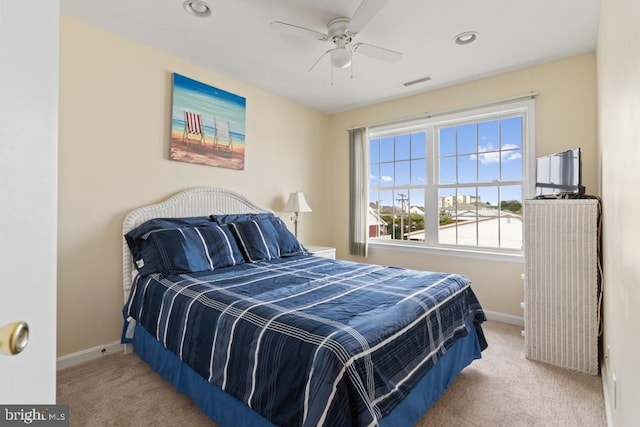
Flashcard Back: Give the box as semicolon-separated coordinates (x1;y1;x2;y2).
454;31;479;45
183;0;212;18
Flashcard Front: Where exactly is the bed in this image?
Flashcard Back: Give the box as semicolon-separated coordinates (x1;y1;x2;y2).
121;187;487;427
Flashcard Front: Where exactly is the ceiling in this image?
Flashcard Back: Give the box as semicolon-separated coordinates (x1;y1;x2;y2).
60;0;601;114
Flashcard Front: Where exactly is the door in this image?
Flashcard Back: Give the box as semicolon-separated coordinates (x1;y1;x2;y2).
0;1;59;403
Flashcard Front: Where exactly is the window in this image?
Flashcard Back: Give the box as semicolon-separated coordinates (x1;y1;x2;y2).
367;99;534;254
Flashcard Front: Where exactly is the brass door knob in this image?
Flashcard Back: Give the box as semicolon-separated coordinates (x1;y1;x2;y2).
0;321;29;355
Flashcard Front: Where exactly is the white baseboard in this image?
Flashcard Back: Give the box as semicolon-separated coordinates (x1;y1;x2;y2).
601;362;614;427
57;340;123;371
484;310;524;327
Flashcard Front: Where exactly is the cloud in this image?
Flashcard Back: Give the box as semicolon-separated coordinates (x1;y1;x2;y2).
471;144;521;164
505;151;522;161
381;175;393;182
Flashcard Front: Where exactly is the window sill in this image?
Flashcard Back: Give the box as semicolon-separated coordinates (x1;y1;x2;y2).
368;241;524;263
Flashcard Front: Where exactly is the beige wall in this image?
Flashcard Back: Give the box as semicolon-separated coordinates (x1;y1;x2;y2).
58;17;330;356
598;0;640;425
328;53;598;318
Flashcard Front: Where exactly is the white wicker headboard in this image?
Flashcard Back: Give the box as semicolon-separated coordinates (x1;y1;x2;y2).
122;187;273;303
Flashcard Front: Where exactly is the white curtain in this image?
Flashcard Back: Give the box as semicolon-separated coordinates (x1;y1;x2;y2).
349;127;369;257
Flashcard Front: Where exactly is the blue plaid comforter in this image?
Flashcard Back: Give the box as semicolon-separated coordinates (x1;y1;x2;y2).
123;255;486;427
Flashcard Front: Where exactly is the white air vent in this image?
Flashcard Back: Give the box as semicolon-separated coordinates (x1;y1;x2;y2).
402;76;432;87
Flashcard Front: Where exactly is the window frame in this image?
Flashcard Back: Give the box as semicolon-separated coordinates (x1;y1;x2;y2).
367;99;535;258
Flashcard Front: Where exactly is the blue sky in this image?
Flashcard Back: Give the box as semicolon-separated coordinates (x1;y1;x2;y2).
171;73;246;141
370;116;523;208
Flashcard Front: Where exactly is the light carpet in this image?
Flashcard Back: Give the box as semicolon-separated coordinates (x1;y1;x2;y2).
57;321;606;426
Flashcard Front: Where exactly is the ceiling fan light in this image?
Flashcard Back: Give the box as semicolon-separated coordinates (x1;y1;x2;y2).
330;48;351;69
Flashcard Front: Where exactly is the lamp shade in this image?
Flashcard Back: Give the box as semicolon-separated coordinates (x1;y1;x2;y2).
283;192;312;213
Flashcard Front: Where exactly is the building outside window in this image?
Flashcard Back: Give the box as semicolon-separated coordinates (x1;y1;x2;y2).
367;99;535;255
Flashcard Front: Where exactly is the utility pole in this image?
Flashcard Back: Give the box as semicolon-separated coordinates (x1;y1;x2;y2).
396;193;408;240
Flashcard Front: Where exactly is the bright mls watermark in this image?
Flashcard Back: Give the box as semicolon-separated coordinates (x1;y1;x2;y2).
0;405;68;426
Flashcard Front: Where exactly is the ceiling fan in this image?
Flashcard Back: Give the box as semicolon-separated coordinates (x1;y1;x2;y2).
270;0;402;73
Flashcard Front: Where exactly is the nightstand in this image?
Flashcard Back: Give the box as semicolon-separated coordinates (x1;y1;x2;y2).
305;245;336;260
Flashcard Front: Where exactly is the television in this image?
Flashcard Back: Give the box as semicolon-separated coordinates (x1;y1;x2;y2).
535;147;585;197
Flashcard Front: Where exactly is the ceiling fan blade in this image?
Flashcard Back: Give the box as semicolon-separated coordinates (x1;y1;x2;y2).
353;42;402;63
308;49;333;72
270;21;329;41
347;0;388;35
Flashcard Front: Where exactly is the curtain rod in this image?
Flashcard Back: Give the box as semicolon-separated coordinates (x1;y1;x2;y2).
346;91;540;131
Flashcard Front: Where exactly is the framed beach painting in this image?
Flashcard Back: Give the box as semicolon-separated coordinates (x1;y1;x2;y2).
170;73;246;170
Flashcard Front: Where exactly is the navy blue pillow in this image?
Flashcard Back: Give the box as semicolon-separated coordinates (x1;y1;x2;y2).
269;217;307;256
230;219;281;262
126;217;212;275
126;217;212;241
125;220;244;275
210;213;275;225
196;224;245;269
